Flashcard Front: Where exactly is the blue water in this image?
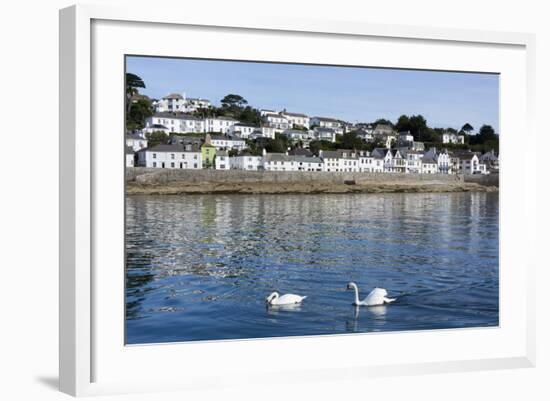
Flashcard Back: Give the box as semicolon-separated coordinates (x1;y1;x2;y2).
125;192;499;344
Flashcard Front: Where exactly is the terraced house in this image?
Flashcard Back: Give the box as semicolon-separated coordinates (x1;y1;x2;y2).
138;144;202;169
146;112;205;134
280;111;310;129
320;149;359;172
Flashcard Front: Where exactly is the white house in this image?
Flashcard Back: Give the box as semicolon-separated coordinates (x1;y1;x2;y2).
215;150;230;170
479;150;499;171
313;127;337;142
139;144;202;169
421;155;438;174
210;135;247;151
259;109;276;116
423;148;451;174
186;98;211;112
320;149;359;172
400;149;423;174
229;154;263;171
371;148;405;173
310;116;342;130
397;131;415;148
281;129;310;143
398;131;414;143
204;116;239;134
262;152;298;171
228;123;258;139
126;134;148;152
310;117;344;135
455;153;481;174
294;156;324;172
442;131;465;144
142;124;170;135
355;129;374;142
280;111;310;129
147;113;205;133
264;113;291;132
154;93;186;113
358;151;383;173
253;125;276;139
125;146;135;167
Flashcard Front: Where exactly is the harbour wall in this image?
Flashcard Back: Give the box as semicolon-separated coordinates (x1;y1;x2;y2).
126;168;498;195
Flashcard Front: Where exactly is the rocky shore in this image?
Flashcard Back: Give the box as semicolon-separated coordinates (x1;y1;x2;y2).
125;168;498;195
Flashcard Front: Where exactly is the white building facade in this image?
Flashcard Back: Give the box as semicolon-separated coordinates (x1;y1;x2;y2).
154;93;186;113
139;144;202;169
204;116;239;134
320;150;359;172
264;113;291;132
125;135;148;152
210;136;247;151
146;113;205;134
230;155;263;171
442;132;465;144
215;151;230;170
280;112;310;129
228;123;258;139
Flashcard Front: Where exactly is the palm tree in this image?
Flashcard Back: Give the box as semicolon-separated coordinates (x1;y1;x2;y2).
126;73;146;113
461;123;474;135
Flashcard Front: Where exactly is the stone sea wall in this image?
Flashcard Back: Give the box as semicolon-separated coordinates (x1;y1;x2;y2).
125;168;498;195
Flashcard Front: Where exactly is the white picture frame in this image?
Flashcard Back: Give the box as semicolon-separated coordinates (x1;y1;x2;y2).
59;4;536;397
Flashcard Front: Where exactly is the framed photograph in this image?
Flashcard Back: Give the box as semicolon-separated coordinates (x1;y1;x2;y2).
59;4;536;396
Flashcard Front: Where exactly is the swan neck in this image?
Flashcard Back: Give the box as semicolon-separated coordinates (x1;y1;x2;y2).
353;285;360;305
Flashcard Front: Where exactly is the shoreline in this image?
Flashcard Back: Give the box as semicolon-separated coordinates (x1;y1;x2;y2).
126;168;498;195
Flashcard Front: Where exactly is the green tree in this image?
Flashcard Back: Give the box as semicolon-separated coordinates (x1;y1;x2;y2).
461;123;474;135
238;106;262;125
478;125;497;141
373;118;394;126
126;73;146;114
145;131;169;148
395;115;411;133
309;140;337;155
127;99;153;130
221;94;248;108
408;115;429;141
340;132;364;150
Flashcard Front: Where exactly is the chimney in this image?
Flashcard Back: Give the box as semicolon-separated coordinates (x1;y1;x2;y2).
319;149;323;158
262;148;267;157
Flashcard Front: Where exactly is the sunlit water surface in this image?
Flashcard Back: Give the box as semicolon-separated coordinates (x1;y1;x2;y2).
125;192;499;344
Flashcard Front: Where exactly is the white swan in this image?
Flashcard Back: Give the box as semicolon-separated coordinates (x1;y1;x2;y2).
266;292;307;306
346;282;396;306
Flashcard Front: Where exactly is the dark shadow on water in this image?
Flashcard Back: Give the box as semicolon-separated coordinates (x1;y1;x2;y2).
35;376;58;391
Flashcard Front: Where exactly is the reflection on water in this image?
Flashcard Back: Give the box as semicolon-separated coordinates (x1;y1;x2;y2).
125;193;499;344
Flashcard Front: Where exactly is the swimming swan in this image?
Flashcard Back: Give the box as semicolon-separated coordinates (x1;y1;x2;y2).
266;292;307;306
346;282;396;306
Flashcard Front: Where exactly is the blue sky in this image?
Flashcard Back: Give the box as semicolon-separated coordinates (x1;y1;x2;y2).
127;56;499;133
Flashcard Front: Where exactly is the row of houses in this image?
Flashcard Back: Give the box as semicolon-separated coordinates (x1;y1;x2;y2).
129;135;498;175
144;92;468;148
152;93;212;114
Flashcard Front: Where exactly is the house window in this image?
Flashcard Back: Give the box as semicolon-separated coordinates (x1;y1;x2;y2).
171;154;175;159
171;162;175;168
152;162;157;167
153;153;157;159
